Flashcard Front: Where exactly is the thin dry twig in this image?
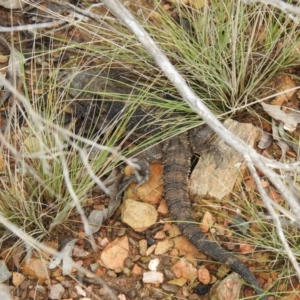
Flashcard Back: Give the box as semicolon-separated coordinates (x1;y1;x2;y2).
242;0;300;21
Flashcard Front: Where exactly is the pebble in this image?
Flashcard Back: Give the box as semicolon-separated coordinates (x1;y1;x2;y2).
136;287;150;298
90;262;99;272
135;281;142;289
12;272;25;287
140;256;151;264
123;267;130;276
154;239;174;255
164;269;175;280
100;235;129;270
148;258;160;271
151;289;164;298
161;283;179;293
147;237;155;246
107;270;117;277
127;290;137;298
194;284;210;296
35;285;46;295
0;261;11;282
117;227;126;236
139;239;148;256
143;271;164;284
121;199;158;232
49;283;65;300
124;257;133;268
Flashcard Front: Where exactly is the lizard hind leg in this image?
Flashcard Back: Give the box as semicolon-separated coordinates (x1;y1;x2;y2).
119;158;152;194
119;142;164;194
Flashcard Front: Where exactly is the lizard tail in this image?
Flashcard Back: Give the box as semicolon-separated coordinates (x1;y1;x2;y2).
163;132;267;300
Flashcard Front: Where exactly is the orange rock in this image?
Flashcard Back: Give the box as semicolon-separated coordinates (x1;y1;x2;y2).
197;266;211;284
157;199;168;215
171;258;197;281
124;163;163;204
271;75;296;105
146;244;156;256
239;243;255;254
12;272;25;287
200;211;215;233
99;236;129;270
132;264;142;276
136;163;163;204
154;231;166;239
173;236;206;260
155;239;174;255
21;257;50;284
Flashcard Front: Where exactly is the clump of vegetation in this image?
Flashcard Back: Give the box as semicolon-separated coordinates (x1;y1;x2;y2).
0;0;300;297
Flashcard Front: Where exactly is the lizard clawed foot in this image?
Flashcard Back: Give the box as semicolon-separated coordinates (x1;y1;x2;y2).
119;158;152;194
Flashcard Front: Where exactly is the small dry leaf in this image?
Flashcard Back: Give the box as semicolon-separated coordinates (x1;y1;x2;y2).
49;238;78;276
261;102;300;131
272;120;289;161
257;132;273;149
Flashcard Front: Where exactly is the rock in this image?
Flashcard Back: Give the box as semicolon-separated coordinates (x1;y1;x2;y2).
154;230;166;239
143;271;164;284
168;277;187;286
148;258;160;271
100;236;129;270
21;257;50;284
49;283;65;299
121;199;158;232
136;163;163;204
161;283;180;293
132;264;142;275
171;258;197;281
138;239;148;256
197;266;211;284
210;273;243;300
199;211;215;233
12;272;25;287
189;119;261;200
173;236;206;259
125;163;163;204
154;239;174;255
157;199;168;215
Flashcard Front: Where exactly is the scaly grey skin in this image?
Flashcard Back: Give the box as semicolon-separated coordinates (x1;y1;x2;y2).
163;131;266;299
67;69;266;299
